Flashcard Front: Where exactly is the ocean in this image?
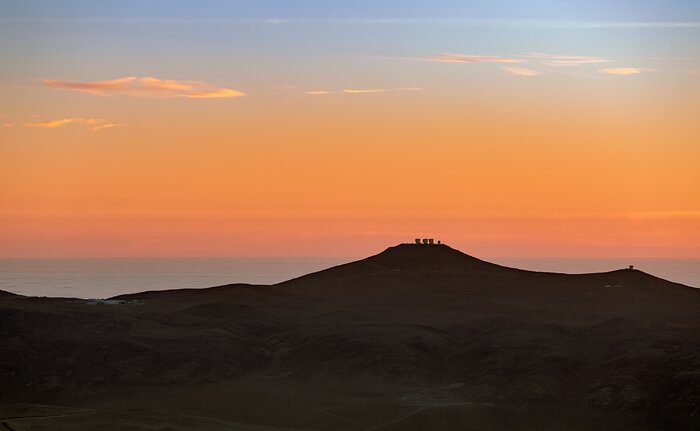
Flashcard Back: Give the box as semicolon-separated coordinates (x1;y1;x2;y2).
1;257;698;299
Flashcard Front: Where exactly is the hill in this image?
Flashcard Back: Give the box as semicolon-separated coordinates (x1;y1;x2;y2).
1;244;699;430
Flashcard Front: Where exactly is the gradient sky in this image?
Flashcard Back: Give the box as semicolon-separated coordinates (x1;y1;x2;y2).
1;1;699;258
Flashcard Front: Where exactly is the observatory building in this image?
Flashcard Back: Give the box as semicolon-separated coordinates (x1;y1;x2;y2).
414;238;441;245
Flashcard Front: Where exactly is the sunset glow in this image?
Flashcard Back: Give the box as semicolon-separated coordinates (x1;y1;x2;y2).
1;1;699;258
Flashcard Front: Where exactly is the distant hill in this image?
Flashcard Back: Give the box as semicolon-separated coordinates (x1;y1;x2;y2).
1;244;699;430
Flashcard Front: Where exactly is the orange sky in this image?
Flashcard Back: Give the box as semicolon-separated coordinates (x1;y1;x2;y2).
3;85;698;258
1;4;699;258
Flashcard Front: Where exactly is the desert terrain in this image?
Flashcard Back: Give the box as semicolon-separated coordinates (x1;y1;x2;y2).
1;244;699;430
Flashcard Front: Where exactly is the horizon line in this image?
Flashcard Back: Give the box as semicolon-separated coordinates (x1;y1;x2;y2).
1;254;698;261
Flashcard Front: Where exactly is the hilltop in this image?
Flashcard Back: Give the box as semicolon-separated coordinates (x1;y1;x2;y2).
1;244;699;430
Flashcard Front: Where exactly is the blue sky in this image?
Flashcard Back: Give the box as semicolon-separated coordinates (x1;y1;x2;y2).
2;0;698;96
1;1;698;109
2;0;700;22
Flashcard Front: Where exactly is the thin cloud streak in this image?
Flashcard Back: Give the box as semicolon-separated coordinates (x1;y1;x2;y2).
503;67;541;77
520;53;610;67
422;53;520;64
26;118;99;128
2;17;699;29
305;90;333;95
412;52;618;78
562;21;700;29
306;87;422;95
25;118;123;131
92;123;123;131
413;52;615;77
43;76;245;98
343;87;422;94
599;68;644;75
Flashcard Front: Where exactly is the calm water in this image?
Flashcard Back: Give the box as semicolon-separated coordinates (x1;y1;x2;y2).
0;257;698;299
0;257;350;299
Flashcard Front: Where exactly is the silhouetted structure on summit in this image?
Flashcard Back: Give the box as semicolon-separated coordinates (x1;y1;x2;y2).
415;238;440;245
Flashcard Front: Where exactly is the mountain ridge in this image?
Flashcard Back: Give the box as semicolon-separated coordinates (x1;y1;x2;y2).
1;244;699;430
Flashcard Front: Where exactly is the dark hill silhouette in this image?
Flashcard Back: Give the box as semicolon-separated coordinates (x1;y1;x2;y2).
1;244;699;430
341;243;511;273
284;243;684;287
280;243;519;283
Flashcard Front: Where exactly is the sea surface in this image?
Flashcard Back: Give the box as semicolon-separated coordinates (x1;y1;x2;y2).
0;257;698;298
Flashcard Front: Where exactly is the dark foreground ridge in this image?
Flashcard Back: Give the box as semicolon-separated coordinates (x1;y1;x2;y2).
1;244;699;430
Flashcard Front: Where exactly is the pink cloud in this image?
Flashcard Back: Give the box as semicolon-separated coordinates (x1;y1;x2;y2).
520;53;610;67
43;76;245;98
306;87;422;95
424;53;520;64
503;67;541;77
599;68;644;75
25;118;124;131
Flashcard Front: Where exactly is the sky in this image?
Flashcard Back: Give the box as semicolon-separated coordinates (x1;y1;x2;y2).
1;0;699;258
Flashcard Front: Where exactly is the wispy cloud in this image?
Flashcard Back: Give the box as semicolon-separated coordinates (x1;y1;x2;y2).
557;21;700;29
305;90;333;95
43;76;245;98
520;53;610;67
343;89;393;94
91;123;123;131
599;68;645;75
306;87;422;95
2;17;699;29
25;118;124;131
422;53;520;64
343;87;422;94
414;52;614;77
503;67;541;77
